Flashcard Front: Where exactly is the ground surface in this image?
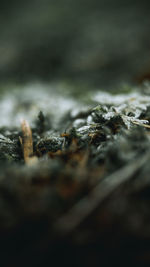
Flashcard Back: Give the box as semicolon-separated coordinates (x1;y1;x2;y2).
1;83;150;266
0;0;150;266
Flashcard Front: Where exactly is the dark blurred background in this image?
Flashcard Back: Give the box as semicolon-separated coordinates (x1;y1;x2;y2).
0;0;150;88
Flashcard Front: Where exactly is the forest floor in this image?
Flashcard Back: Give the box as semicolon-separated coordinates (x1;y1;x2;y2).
1;1;150;265
1;82;150;266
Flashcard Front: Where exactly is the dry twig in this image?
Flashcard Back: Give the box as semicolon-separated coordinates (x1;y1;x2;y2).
132;121;150;129
19;120;38;165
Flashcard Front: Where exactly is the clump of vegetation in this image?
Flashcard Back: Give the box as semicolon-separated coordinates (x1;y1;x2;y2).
1;86;150;266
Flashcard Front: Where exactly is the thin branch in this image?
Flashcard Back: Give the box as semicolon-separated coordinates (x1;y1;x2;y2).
20;119;37;165
132;121;150;129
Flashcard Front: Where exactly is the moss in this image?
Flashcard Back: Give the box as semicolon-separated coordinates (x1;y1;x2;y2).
0;84;150;266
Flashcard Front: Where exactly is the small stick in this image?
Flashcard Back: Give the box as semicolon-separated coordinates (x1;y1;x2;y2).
20;120;37;165
132;121;150;129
